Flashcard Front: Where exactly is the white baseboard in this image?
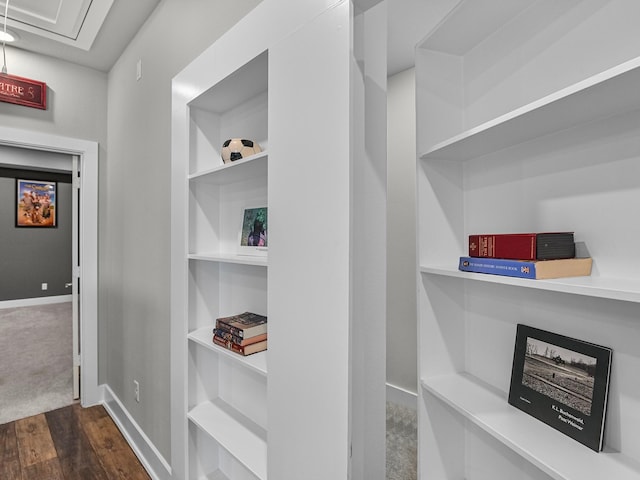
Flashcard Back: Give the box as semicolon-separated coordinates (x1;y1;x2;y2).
0;295;72;309
99;384;172;480
386;383;417;410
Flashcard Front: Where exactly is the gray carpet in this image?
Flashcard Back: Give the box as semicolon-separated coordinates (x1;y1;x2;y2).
0;302;74;425
386;401;417;480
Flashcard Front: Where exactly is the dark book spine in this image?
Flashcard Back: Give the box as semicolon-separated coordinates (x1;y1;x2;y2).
213;328;245;345
535;233;575;260
215;321;247;338
213;328;267;346
215;312;267;339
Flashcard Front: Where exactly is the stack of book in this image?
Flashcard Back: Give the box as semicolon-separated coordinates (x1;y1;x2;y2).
459;232;592;279
212;311;267;356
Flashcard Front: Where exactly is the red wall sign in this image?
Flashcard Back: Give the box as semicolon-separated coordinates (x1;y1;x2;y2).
0;73;47;110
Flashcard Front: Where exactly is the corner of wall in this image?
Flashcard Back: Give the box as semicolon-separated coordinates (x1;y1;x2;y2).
99;384;172;480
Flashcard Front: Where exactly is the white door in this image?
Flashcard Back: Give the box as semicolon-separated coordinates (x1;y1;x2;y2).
71;155;81;399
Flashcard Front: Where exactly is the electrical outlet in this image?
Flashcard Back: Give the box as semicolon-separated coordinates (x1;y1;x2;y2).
41;283;48;290
134;380;140;402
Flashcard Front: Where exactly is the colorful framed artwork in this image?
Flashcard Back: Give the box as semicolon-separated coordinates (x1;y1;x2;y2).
239;206;267;256
16;179;57;227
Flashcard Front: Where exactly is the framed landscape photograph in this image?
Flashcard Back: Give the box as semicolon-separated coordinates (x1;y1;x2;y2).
508;324;612;451
16;179;57;227
238;206;267;256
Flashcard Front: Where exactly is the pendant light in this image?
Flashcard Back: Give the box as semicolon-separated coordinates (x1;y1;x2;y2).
2;0;10;74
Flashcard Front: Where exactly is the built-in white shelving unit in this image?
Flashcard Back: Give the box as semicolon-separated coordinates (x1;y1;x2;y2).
416;0;640;479
172;1;387;479
183;48;269;480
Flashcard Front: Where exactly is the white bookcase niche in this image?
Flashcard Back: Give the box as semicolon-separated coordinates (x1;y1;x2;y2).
184;50;269;480
416;1;640;479
189;50;268;264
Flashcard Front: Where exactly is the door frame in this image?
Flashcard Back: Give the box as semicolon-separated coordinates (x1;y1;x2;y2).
0;126;99;406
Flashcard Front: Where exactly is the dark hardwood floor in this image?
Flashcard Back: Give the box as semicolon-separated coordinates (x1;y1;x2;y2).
0;403;151;479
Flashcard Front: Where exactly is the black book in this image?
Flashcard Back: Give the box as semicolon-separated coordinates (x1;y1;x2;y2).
536;232;576;260
508;324;612;452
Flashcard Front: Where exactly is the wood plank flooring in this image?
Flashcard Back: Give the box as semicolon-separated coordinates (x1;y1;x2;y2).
0;403;150;480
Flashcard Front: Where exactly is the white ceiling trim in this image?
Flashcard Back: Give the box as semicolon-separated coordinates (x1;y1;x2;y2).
8;0;62;24
1;0;114;50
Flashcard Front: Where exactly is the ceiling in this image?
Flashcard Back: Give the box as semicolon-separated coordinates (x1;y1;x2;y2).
0;0;446;75
0;0;160;72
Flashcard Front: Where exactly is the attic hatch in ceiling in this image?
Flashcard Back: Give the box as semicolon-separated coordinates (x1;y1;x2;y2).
0;0;113;50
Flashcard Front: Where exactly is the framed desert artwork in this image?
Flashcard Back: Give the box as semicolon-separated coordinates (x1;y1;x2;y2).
16;179;57;227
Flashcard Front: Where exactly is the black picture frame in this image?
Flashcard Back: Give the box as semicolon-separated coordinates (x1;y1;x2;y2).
16;178;58;228
508;324;612;452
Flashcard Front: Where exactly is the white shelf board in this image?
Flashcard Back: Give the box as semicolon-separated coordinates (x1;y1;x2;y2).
189;151;268;185
419;57;640;161
188;326;268;376
421;265;640;303
189;50;268;114
188;401;268;480
189;253;268;268
198;471;230;480
421;373;640;480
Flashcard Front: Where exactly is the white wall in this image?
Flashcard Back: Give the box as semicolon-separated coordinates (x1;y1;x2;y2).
103;0;262;461
0;145;71;171
387;67;417;395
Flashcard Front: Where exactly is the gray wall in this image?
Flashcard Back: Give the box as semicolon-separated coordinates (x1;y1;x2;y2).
0;167;72;301
103;0;263;461
0;48;107;143
387;67;417;394
385;1;456;397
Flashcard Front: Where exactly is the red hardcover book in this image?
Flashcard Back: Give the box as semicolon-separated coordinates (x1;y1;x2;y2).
468;232;575;260
212;334;267;356
213;328;267;347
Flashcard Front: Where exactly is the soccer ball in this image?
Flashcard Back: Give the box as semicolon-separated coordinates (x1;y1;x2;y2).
221;138;262;163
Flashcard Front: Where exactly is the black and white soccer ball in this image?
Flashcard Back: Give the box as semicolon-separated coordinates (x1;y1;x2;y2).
221;138;262;163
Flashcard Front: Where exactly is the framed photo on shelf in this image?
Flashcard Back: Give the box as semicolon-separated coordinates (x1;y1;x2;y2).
16;179;57;228
238;206;267;256
508;324;612;451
